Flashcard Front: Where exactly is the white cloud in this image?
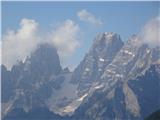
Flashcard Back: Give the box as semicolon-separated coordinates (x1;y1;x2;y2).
140;16;160;48
2;18;80;70
2;18;40;70
49;19;80;61
77;9;102;26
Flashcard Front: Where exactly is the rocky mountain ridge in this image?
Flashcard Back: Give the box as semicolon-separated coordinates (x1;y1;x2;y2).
2;32;160;120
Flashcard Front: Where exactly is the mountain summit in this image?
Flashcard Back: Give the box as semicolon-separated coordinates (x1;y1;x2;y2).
2;43;62;118
71;32;124;95
2;32;160;120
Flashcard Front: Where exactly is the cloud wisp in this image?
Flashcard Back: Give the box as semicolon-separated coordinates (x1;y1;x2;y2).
140;16;160;48
2;18;40;69
77;9;103;26
3;15;158;70
2;18;80;70
49;19;80;59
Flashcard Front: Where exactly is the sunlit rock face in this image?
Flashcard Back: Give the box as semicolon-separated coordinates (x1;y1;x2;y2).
46;32;124;116
71;32;124;96
1;43;63;118
72;34;160;120
2;32;160;120
73;64;160;120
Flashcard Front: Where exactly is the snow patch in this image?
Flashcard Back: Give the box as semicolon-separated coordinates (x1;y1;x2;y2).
106;69;116;74
99;58;105;62
106;69;112;73
63;105;75;113
94;84;104;90
104;32;114;39
77;93;88;102
123;50;135;57
115;74;123;78
146;49;150;53
123;62;127;65
85;68;90;72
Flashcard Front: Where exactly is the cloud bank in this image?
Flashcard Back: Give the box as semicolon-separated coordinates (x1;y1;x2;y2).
77;9;102;26
49;19;80;59
2;18;80;70
2;18;40;69
140;16;160;48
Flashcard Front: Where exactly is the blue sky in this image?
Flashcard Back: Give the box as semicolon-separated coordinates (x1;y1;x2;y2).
2;1;159;70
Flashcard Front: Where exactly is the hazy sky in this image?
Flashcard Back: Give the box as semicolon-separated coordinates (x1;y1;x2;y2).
2;1;159;70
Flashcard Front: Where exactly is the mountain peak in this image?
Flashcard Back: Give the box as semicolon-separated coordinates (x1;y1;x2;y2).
92;32;122;49
103;32;119;38
2;31;160;120
71;32;124;96
28;43;62;75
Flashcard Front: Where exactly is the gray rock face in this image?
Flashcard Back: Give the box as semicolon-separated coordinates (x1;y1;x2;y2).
1;65;14;103
73;35;160;120
99;35;160;96
1;43;63;118
73;64;160;120
129;64;160;118
46;33;124;116
2;32;160;120
71;32;124;95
